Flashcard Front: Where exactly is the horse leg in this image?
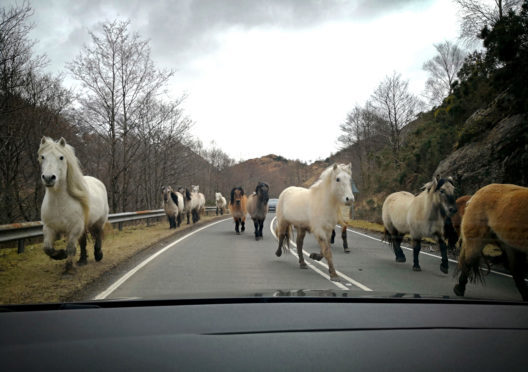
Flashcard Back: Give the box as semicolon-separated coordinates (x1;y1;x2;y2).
241;217;245;232
259;219;264;239
253;219;259;240
330;229;336;244
393;233;406;262
42;226;67;260
186;211;190;224
64;228;82;274
502;246;528;301
177;213;181;228
437;235;449;274
511;251;528;301
342;226;349;253
235;218;240;234
296;228;307;269
275;222;289;257
216;207;219;215
221;207;224;215
412;239;422;271
78;232;88;266
319;236;340;281
92;226;103;262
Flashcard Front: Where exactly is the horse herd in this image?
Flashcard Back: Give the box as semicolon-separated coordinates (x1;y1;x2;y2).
37;137;528;301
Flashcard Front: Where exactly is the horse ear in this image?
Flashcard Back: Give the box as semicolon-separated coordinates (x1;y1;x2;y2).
332;163;338;171
429;177;438;192
58;137;67;147
447;176;454;185
40;136;48;145
346;163;352;172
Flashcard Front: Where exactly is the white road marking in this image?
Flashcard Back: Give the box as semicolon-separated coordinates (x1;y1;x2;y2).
94;218;231;300
270;217;373;292
342;226;526;281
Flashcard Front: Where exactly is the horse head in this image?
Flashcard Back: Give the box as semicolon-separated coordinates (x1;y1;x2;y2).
330;163;354;205
215;192;222;201
424;176;457;217
192;185;200;193
161;185;173;203
38;137;72;190
256;182;270;204
231;187;244;206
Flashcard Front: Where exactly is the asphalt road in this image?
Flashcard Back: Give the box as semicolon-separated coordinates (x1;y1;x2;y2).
96;213;522;302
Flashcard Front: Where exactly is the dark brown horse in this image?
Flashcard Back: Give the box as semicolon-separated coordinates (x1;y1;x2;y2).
454;184;528;301
247;182;270;240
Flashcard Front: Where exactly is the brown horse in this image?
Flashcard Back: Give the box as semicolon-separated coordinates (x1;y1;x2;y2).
454;184;528;301
444;195;472;250
247;182;270;240
229;186;247;234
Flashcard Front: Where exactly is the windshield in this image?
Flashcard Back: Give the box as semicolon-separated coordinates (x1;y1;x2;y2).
1;0;527;305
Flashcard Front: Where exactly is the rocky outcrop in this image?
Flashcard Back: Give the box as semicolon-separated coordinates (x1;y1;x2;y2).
435;113;527;195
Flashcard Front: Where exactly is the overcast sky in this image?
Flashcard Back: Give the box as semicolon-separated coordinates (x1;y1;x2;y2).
9;0;461;163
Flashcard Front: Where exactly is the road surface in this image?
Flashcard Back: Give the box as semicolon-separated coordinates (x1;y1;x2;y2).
94;214;522;301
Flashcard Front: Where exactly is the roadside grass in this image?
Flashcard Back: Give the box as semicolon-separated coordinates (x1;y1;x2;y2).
0;215;219;305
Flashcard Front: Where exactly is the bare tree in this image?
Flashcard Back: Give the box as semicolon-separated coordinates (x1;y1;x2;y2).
423;41;467;106
371;72;421;166
454;0;523;45
68;20;173;211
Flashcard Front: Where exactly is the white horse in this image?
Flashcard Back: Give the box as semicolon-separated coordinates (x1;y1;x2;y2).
215;192;227;215
275;163;354;281
161;185;183;228
190;185;206;223
382;176;457;273
38;137;109;273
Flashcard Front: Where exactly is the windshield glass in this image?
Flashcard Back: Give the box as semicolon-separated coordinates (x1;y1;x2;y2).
1;0;527;305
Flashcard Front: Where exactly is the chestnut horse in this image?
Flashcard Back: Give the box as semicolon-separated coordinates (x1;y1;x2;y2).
247;182;270;240
454;184;528;301
229;186;247;234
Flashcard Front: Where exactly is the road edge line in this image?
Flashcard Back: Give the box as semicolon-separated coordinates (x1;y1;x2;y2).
94;218;231;300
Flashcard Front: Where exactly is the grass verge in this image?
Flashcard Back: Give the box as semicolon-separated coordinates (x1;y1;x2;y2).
0;215;220;305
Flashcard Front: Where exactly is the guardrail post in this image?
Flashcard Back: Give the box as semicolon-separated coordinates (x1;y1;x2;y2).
18;239;25;254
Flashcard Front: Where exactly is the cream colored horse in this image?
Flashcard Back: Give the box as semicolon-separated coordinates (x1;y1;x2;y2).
382;176;457;273
215;192;227;215
161;185;183;228
39;137;109;273
190;185;206;223
275;163;354;281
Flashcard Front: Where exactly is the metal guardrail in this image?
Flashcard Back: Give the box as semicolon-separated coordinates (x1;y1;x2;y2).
0;206;219;253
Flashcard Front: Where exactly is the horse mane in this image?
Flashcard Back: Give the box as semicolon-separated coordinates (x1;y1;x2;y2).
310;164;350;189
230;186;244;205
39;137;90;227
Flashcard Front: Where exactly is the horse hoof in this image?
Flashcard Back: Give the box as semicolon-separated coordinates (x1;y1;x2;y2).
62;262;76;275
330;275;341;282
275;249;282;257
77;259;87;266
94;251;103;262
344;248;351;254
453;284;465;297
412;265;421;272
396;257;406;263
309;253;323;261
299;262;308;269
440;263;448;274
